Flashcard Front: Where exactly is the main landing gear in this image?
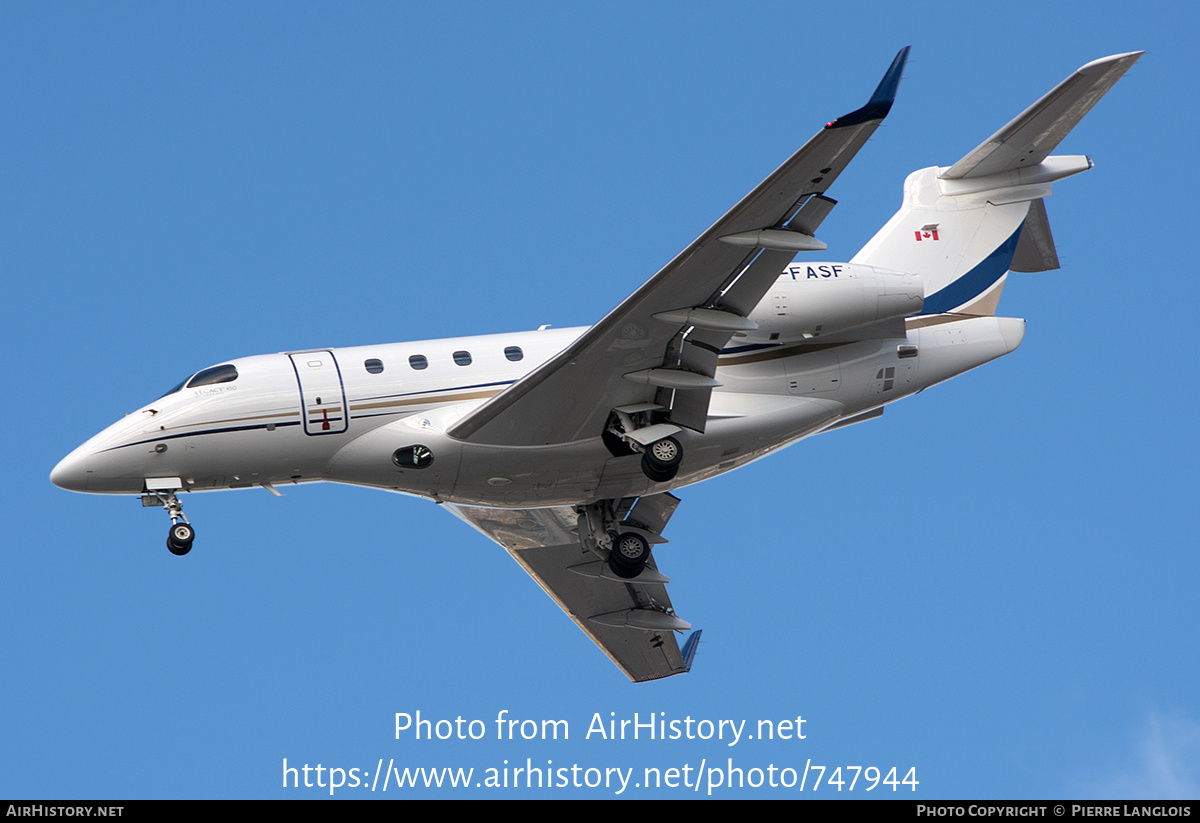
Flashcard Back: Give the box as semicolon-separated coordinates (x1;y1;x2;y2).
142;490;195;556
576;499;662;580
603;408;686;483
608;531;651;578
640;436;682;483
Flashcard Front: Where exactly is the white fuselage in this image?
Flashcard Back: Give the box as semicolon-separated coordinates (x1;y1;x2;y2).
52;283;1025;509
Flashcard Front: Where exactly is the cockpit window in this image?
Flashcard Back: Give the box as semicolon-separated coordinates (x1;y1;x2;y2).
186;364;239;388
159;377;190;399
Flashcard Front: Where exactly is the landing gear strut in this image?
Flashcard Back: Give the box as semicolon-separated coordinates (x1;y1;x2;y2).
143;490;195;556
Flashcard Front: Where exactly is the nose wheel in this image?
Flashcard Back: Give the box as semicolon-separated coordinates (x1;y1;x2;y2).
167;522;195;556
143;490;196;556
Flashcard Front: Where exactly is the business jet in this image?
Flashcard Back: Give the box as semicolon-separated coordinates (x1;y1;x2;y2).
51;48;1140;681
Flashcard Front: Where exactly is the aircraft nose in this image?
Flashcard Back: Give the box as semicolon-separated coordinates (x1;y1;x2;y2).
50;447;90;492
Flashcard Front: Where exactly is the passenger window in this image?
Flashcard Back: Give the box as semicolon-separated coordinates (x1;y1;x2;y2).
504;346;524;362
364;358;384;374
186;364;238;388
409;354;428;370
453;350;472;366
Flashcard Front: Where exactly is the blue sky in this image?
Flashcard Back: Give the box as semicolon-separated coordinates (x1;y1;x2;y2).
4;1;1197;799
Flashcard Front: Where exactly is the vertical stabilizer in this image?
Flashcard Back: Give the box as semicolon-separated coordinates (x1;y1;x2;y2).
851;166;1032;316
852;52;1141;317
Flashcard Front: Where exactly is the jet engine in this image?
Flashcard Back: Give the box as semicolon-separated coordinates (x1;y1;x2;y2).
743;263;923;344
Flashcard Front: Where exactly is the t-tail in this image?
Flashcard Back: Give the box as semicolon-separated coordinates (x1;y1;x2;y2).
852;52;1142;318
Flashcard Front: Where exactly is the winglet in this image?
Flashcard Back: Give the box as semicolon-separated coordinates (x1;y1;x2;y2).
680;629;702;672
826;46;911;129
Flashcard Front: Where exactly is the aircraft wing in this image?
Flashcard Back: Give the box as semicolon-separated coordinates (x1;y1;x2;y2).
445;497;701;682
450;47;910;446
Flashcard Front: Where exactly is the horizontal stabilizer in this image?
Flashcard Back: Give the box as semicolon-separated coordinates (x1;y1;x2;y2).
1010;198;1060;273
941;52;1142;180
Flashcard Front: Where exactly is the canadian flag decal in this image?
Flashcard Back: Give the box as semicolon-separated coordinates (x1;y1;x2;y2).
914;223;940;241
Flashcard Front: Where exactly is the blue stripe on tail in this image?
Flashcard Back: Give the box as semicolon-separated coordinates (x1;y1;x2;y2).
920;225;1023;315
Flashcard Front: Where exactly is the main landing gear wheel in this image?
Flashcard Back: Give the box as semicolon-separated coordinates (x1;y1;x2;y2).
640;436;682;483
167;522;195;556
607;531;650;579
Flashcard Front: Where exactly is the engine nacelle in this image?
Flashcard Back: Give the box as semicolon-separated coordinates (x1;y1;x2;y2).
743;262;923;343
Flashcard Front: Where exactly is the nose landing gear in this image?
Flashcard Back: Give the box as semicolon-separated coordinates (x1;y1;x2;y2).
142;490;195;556
167;521;195;556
